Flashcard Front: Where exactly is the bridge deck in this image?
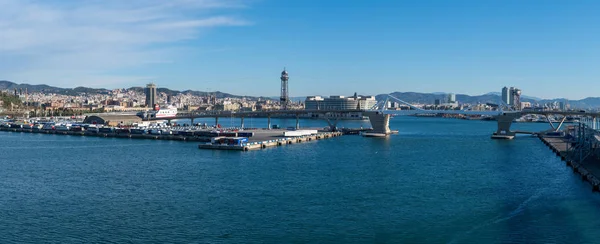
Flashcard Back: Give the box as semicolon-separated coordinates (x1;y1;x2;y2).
134;108;600;122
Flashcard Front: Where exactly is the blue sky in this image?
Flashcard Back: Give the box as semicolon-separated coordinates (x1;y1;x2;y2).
1;0;599;99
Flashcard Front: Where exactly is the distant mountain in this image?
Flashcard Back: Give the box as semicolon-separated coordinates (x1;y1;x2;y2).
485;92;542;101
3;80;600;108
0;80;76;95
0;80;259;99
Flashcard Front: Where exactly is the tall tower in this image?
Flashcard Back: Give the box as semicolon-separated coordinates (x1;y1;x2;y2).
280;68;289;110
501;87;510;105
508;87;515;106
145;83;157;107
512;88;521;110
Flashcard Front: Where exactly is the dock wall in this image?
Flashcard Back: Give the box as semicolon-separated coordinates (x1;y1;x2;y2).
0;127;211;142
198;132;343;151
539;136;600;192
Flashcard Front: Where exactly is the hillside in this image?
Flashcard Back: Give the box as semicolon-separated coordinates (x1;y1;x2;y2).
0;80;255;99
0;91;22;109
3;80;600;108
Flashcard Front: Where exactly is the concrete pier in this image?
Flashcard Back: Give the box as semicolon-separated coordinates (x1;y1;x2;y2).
364;111;391;135
0;127;344;152
198;131;343;151
0;127;212;142
491;112;521;139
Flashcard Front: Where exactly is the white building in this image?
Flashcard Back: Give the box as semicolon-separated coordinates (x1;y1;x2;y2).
447;93;456;103
501;86;522;110
305;95;376;110
304;94;377;119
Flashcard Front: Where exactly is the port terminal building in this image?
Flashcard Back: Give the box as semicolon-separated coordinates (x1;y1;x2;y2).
83;115;143;126
304;94;377;119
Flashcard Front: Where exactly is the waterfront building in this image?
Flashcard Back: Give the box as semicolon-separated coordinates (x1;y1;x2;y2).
304;95;376;110
304;94;377;119
559;101;567;111
502;87;510;105
145;83;157;107
501;86;522;110
511;87;521;110
83;114;143;126
447;93;456;103
387;101;398;109
305;96;325;110
509;87;515;106
214;101;241;111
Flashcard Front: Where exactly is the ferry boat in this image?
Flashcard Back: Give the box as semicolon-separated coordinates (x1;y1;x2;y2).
148;104;178;119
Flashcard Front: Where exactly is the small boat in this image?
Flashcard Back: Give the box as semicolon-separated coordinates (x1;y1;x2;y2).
491;132;515;139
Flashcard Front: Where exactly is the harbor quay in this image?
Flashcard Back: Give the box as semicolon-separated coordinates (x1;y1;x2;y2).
0;126;344;151
0;126;210;141
198;130;343;151
538;125;600;192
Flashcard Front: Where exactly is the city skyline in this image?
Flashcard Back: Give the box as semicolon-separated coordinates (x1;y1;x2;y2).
1;0;600;99
0;79;585;102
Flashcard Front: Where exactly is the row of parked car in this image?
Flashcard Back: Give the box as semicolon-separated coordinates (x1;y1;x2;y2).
1;121;90;131
1;120;254;138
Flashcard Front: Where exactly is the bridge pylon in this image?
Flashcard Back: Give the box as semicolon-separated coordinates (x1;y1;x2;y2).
364;111;391;135
492;112;521;139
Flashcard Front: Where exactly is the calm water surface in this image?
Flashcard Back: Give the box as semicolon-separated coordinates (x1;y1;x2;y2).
1;117;600;243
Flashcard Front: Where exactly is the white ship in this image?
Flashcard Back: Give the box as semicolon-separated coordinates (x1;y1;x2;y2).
148;105;178;119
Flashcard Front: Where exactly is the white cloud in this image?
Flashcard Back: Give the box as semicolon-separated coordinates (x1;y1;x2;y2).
0;0;250;87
